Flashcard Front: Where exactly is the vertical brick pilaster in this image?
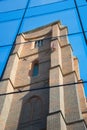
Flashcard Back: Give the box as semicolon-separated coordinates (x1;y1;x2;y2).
47;24;66;130
64;72;82;122
0;80;14;130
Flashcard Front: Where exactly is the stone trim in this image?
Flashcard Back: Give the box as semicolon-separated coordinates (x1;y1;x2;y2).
50;65;63;76
61;43;73;52
22;21;60;35
0;79;85;96
2;68;81;89
48;110;87;127
1;78;14;89
21;21;68;36
11;52;20;59
50;64;79;81
64;71;79;80
12;48;51;59
82;111;87;114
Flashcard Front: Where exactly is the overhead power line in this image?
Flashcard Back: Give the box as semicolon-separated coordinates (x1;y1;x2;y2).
0;80;87;96
0;31;87;48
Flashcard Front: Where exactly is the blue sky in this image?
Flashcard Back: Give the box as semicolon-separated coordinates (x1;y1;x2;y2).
0;0;87;95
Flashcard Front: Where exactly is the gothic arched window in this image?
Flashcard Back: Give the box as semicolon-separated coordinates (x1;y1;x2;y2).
30;96;42;121
21;96;42;123
32;62;39;76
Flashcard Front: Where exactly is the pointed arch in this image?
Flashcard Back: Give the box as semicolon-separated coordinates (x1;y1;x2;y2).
32;61;39;76
22;96;43;123
28;59;39;77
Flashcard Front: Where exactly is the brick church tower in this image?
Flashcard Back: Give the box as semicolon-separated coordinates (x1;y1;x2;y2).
0;21;87;130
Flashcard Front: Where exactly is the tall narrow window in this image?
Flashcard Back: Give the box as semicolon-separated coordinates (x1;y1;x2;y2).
35;40;43;48
32;62;39;76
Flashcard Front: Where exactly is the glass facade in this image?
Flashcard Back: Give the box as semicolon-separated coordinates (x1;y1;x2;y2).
0;0;87;95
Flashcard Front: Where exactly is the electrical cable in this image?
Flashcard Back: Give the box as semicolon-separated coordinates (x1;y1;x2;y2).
0;31;87;48
0;80;87;96
0;0;87;92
